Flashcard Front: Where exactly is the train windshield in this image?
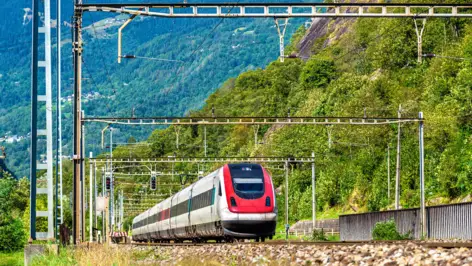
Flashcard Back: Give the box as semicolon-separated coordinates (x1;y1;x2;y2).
229;164;264;199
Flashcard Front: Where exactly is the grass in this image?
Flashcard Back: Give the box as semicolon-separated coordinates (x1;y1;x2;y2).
30;244;172;266
0;251;23;266
31;244;138;266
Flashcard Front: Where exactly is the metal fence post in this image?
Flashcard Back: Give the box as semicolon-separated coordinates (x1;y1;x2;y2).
419;112;426;237
89;152;93;242
312;152;316;230
285;160;289;240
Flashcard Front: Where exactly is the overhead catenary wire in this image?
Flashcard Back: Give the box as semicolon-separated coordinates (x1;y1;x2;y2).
120;55;184;63
422;53;472;61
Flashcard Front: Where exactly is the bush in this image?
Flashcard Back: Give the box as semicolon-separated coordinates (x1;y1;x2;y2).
0;217;26;252
312;228;328;241
372;219;410;241
0;251;24;266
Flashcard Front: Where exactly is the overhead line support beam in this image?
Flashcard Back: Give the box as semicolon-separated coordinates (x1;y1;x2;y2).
82;116;423;126
77;3;472;18
90;156;315;164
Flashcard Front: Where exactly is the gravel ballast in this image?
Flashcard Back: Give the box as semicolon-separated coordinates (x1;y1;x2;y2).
125;242;472;265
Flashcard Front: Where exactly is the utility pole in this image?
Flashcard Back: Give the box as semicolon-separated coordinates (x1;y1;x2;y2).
109;127;114;231
81;117;85;242
387;144;391;206
327;126;333;149
89;152;93;242
253;125;260;148
204;126;207;157
414;19;427;64
101;168;106;242
172;163;175;181
419;112;426;237
120;190;124;231
175;126;180;149
311;152;316;230
30;0;39;241
72;0;83;245
55;0;64;239
94;162;97;241
31;0;54;241
285;160;289;240
395;105;402;209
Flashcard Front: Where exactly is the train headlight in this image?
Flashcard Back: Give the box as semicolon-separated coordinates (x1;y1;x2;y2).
265;196;271;207
230;197;237;207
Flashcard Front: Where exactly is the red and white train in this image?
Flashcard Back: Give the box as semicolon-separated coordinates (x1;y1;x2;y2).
132;163;277;242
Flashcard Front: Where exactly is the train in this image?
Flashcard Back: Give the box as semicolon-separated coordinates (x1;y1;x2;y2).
132;163;277;242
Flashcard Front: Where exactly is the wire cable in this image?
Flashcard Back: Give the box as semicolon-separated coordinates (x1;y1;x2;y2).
120;55;184;63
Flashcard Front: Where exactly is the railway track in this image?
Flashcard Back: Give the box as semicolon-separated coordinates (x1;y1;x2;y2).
120;240;472;249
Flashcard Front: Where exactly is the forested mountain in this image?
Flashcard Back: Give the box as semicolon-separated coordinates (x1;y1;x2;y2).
0;0;306;177
109;3;472;224
3;0;472;228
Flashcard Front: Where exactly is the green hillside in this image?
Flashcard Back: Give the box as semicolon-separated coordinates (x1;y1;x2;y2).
3;0;472;228
110;14;472;223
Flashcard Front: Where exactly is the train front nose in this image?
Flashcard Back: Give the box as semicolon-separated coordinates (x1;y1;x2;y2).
220;164;277;237
225;164;275;213
221;212;277;237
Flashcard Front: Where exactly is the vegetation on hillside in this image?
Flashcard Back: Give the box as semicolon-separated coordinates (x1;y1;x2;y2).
0;172;28;251
3;1;472;234
109;13;472;225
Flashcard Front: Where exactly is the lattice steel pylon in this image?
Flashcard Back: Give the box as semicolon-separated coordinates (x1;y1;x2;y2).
30;0;54;240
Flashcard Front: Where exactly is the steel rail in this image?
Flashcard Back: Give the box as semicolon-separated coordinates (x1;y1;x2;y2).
120;240;472;248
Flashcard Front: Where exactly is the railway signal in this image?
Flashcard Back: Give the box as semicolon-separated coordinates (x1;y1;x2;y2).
106;175;111;190
150;174;157;191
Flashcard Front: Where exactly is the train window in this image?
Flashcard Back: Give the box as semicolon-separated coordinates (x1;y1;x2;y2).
229;164;265;199
211;187;215;204
218;182;222;196
189;188;215;212
235;183;263;192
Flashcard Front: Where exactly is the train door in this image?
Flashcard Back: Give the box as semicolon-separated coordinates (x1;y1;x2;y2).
188;185;193;237
211;172;219;223
169;195;175;239
216;175;223;218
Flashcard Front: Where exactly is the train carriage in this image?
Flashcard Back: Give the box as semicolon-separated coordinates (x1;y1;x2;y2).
132;163;277;242
148;205;159;240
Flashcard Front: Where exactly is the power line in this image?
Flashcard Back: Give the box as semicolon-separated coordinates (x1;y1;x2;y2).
423;53;472;61
120;55;183;63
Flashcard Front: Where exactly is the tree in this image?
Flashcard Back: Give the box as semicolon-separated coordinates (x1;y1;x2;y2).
299;58;336;90
127;136;137;144
0;175;26;251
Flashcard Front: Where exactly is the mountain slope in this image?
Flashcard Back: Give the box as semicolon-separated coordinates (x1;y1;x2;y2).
0;0;306;176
